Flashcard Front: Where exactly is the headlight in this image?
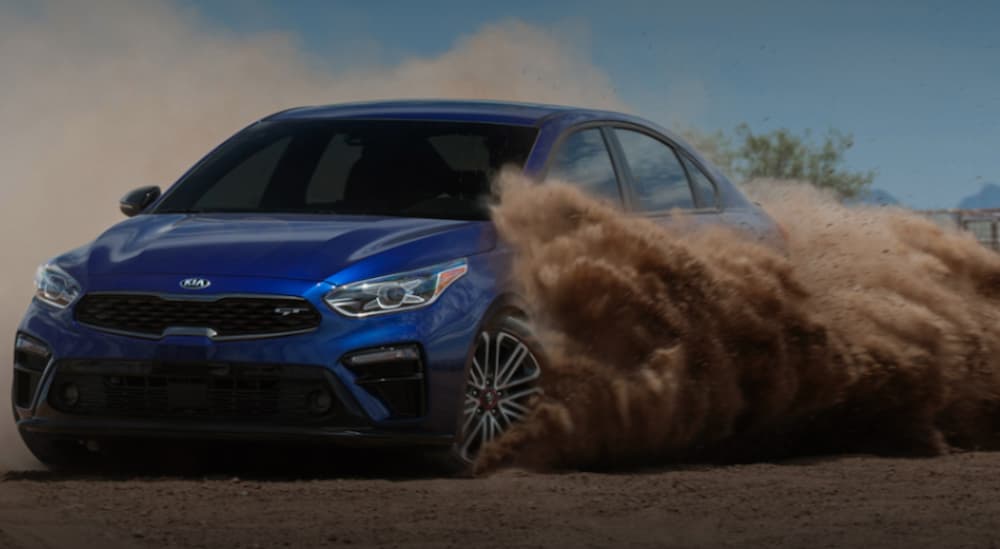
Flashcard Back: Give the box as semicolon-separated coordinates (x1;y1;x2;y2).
324;259;468;317
34;263;81;309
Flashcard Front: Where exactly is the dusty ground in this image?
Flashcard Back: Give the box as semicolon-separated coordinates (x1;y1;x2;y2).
1;451;999;549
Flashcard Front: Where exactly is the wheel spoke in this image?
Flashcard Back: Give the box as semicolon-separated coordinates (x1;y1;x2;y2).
461;414;486;458
496;366;540;391
462;407;478;433
463;396;479;415
503;386;542;402
497;408;521;426
499;398;531;420
482;332;493;380
470;357;487;388
494;337;528;389
485;414;503;442
483;415;493;443
470;333;489;388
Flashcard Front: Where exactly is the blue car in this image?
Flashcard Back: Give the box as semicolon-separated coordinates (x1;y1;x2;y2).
12;100;783;467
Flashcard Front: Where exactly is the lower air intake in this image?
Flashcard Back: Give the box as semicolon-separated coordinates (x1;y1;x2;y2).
48;360;360;425
343;345;426;419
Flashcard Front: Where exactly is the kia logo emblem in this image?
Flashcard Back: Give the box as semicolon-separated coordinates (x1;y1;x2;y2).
179;278;212;290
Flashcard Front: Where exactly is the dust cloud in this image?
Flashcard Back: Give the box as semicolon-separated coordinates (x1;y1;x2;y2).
478;175;1000;472
0;0;621;469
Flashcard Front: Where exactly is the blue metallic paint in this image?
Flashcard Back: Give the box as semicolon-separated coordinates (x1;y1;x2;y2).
85;213;496;281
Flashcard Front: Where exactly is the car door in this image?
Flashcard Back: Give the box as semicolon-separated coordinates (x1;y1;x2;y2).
676;150;766;239
606;126;725;230
544;126;628;209
613;128;783;245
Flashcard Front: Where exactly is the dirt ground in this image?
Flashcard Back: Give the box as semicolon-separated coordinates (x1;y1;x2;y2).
1;451;999;549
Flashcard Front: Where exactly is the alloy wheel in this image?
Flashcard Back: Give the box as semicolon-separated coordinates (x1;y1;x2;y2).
459;329;542;462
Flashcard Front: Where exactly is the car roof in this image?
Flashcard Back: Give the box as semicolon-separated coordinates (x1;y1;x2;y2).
266;99;633;127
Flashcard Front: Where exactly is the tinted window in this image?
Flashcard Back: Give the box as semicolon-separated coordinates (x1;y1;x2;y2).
548;129;622;205
306;134;361;204
681;156;718;209
156;120;538;220
615;129;694;211
194;138;291;210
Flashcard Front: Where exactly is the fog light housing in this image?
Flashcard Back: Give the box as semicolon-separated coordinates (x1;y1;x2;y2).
343;345;421;368
14;333;51;371
14;371;37;409
13;333;50;410
306;389;333;416
59;383;81;408
342;345;425;418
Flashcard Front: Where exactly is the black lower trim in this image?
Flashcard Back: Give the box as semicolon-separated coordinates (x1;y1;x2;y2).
17;417;452;447
47;359;366;427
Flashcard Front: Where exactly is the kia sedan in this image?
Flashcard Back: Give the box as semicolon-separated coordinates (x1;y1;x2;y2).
12;100;783;467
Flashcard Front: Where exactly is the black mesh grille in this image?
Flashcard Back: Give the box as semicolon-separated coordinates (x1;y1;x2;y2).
74;294;322;339
48;360;359;425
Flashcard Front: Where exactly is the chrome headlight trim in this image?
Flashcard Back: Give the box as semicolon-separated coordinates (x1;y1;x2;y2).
324;259;468;318
34;263;82;309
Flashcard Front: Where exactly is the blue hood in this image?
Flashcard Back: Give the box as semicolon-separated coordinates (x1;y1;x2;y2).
84;213;496;282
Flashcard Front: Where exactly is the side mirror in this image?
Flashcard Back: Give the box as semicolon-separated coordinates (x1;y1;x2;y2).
119;186;161;217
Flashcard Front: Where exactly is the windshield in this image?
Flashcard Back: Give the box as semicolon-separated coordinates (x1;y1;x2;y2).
154;119;538;220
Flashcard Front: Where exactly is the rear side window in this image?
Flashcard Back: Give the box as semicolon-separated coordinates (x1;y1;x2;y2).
681;156;719;209
547;129;623;206
614;129;694;211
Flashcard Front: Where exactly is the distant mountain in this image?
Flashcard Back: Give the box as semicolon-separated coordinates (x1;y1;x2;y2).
958;183;1000;209
847;188;901;206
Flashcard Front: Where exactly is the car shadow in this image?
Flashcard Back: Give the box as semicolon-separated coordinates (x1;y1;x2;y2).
2;442;468;482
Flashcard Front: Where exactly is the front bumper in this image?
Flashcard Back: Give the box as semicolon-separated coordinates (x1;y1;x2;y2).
13;268;497;446
18;355;449;447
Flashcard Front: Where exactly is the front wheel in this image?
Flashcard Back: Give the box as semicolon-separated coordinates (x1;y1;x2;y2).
455;315;543;463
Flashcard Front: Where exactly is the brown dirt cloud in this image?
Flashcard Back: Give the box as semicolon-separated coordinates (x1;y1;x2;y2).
0;0;621;469
477;175;1000;472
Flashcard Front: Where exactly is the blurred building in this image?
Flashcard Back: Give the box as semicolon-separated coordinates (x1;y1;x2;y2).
923;209;1000;251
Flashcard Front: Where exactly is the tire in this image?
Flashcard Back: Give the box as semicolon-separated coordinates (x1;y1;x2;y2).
449;313;544;468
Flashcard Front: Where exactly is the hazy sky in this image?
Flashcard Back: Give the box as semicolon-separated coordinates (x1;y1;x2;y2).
180;1;998;208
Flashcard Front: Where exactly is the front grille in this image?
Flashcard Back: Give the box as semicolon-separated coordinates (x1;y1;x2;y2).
75;294;322;339
48;360;360;425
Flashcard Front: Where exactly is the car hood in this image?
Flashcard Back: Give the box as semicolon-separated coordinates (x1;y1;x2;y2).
85;213;496;281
